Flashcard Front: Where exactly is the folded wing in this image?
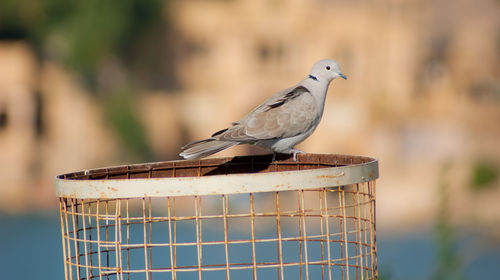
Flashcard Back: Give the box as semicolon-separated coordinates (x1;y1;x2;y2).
214;86;318;142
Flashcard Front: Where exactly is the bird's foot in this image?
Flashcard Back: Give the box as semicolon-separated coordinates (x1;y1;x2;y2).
290;149;304;162
271;150;304;162
271;152;277;162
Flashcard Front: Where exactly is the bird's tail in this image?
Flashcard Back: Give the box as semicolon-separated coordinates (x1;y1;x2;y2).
179;139;238;160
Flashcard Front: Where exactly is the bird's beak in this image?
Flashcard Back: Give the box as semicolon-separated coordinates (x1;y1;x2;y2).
338;72;347;80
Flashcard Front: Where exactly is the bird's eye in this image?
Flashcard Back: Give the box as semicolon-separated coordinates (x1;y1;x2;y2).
326;66;331;70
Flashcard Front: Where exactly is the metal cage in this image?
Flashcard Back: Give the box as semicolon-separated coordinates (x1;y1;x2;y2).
55;153;379;280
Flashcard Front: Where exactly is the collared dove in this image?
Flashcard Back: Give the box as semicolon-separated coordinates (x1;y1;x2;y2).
180;59;347;161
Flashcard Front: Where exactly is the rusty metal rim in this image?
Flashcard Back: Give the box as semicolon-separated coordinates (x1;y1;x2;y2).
54;154;378;199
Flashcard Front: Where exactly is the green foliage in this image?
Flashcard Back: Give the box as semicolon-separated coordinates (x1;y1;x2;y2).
0;0;164;84
433;163;465;280
471;160;499;191
0;0;165;160
103;91;153;161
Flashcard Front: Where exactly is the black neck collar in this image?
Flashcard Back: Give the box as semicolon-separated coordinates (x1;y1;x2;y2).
308;74;318;81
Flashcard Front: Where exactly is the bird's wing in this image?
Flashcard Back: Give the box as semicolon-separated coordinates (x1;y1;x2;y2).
214;85;318;142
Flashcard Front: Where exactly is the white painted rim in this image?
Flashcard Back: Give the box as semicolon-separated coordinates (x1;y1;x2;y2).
55;154;378;199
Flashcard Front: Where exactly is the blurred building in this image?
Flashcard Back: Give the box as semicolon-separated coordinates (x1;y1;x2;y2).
0;42;118;211
0;43;37;211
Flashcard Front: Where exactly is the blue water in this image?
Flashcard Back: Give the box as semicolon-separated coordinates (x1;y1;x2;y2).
0;214;64;279
1;214;499;279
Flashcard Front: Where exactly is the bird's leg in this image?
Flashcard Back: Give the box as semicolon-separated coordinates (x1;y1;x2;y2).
290;149;305;162
272;152;277;162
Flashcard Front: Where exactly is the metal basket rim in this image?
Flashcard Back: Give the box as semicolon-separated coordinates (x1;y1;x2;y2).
54;153;378;199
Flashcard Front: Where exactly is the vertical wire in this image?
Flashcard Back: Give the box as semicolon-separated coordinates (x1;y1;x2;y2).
105;201;110;280
355;185;364;280
362;183;369;279
249;193;258;280
338;190;344;280
374;180;378;278
77;200;84;278
59;199;69;280
167;197;176;280
96;201;103;280
148;198;153;280
126;199;130;280
275;192;284;280
64;199;74;280
173;198;178;273
81;200;90;279
298;161;303;279
322;189;332;280
125;168;130;279
351;186;358;280
298;191;303;280
89;201;94;279
198;197;203;280
299;190;310;280
71;199;81;280
319;191;325;280
341;189;350;280
367;181;375;278
142;198;150;280
222;195;231;280
369;181;377;278
116;200;123;280
195;196;203;279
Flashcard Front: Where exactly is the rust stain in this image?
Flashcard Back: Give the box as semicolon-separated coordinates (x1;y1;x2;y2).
151;178;164;181
108;186;118;192
369;171;375;179
99;192;109;199
316;172;344;179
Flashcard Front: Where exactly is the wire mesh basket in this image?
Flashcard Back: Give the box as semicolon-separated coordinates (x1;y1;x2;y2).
55;153;378;280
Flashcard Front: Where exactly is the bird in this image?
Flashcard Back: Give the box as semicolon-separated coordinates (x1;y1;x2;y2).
179;59;347;161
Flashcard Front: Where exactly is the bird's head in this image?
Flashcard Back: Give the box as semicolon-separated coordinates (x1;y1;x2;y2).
309;59;347;82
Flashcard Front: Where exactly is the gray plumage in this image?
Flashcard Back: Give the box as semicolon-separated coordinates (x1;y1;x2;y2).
180;59;347;160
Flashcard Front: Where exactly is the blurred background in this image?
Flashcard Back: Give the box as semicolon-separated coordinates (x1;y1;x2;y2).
0;0;499;279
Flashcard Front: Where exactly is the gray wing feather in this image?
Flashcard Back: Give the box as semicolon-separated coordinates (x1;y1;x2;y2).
180;139;237;160
213;86;317;142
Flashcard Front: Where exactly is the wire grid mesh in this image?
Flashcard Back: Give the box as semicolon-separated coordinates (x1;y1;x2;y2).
56;154;378;280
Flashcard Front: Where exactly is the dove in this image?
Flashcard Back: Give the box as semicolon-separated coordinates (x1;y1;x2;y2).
179;59;347;161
